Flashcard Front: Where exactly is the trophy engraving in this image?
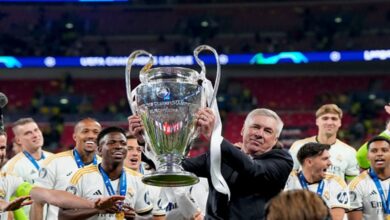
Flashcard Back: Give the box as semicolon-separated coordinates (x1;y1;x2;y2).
125;46;220;187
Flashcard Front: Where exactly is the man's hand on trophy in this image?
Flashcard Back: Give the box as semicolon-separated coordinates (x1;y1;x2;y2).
196;108;215;141
128;115;145;144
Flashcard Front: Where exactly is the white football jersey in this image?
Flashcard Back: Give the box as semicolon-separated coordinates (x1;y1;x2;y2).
0;173;24;220
289;136;359;179
1;150;52;217
35;150;100;220
349;171;390;220
67;165;153;220
2;151;53;184
285;170;350;209
189;177;208;215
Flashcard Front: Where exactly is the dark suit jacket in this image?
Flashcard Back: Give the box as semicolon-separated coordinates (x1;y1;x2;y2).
182;139;293;220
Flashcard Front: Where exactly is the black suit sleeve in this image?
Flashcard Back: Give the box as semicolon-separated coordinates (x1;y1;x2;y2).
182;153;210;178
219;139;293;183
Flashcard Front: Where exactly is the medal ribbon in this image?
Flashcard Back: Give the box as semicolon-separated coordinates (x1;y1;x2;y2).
98;164;127;197
73;149;97;168
23;151;45;171
298;172;325;196
138;163;144;174
369;169;390;214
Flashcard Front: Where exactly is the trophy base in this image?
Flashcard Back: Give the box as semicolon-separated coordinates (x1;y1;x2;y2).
142;171;199;187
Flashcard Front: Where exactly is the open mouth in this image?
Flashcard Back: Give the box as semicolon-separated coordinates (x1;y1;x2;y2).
375;159;385;165
130;158;138;162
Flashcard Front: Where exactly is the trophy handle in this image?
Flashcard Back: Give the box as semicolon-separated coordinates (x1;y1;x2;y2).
193;45;221;107
125;50;154;114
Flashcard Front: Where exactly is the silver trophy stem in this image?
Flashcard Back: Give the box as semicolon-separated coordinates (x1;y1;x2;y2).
193;45;221;107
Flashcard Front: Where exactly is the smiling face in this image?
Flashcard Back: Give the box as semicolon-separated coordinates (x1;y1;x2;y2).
241;115;279;156
98;132;128;165
124;138;142;171
14;122;44;152
73;119;101;154
368;140;390;170
316;113;341;138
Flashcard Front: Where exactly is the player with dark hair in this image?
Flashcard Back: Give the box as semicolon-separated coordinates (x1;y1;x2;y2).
285;142;349;220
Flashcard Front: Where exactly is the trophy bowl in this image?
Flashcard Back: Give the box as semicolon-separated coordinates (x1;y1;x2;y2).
137;67;204;186
126;46;220;187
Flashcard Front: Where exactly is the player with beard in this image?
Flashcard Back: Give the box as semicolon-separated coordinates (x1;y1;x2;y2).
289;104;359;182
349;136;390;220
284;142;350;220
32;118;102;220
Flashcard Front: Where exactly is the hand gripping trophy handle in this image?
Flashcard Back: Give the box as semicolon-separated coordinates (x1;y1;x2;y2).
195;46;230;198
193;45;221;107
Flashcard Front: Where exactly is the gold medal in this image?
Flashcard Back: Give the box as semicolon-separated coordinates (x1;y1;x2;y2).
115;211;125;220
386;215;390;220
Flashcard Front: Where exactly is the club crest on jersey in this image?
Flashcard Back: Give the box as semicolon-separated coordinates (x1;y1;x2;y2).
39;168;47;178
65;186;77;195
323;191;330;200
127;187;134;197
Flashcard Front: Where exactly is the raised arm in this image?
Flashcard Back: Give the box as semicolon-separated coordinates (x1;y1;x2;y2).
30;187;124;209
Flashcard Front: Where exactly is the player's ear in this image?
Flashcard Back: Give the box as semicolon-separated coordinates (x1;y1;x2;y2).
72;133;77;142
97;141;102;155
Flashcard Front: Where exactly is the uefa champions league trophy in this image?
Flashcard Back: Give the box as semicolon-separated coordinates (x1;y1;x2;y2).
125;45;221;187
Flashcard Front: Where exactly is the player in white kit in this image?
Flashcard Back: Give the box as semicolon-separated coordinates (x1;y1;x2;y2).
289;104;359;182
285;142;349;220
0;131;32;219
2;118;53;184
60;127;153;219
349;136;390;220
1;118;53;218
32;118;102;220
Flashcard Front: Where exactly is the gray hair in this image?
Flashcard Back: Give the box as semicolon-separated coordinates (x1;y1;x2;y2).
244;108;284;138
